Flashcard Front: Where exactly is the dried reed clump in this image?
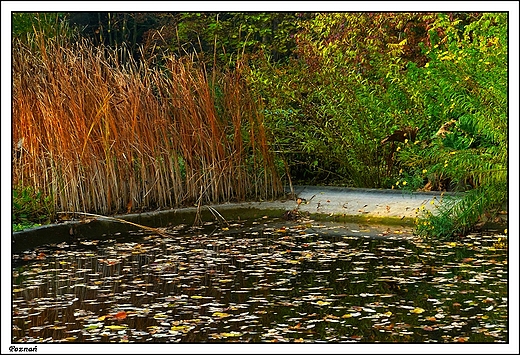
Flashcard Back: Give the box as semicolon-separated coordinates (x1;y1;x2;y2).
12;34;282;216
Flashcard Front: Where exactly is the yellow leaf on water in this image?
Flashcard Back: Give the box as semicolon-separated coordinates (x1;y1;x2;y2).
316;300;331;306
342;312;362;318
105;325;128;330
411;307;425;314
220;332;242;338
212;312;230;318
84;323;103;330
170;325;190;332
190;295;203;299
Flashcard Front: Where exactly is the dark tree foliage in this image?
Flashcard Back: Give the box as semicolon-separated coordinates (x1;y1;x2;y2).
64;12;306;67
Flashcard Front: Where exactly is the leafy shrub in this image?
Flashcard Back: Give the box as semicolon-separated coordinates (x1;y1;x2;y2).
12;185;54;229
247;13;437;187
396;13;508;238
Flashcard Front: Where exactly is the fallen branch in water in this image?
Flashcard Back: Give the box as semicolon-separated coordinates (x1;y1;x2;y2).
207;205;229;226
57;211;174;237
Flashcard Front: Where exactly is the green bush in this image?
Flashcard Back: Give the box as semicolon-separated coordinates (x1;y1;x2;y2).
395;13;508;238
12;185;54;230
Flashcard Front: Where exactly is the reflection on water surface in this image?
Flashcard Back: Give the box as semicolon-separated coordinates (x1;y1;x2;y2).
12;217;508;343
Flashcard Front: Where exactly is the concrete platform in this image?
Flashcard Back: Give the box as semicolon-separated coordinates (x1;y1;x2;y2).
233;185;452;222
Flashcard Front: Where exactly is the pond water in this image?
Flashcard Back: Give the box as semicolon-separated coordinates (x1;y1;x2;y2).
12;215;508;343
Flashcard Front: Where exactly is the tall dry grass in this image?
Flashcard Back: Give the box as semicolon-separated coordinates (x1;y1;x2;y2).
12;33;282;216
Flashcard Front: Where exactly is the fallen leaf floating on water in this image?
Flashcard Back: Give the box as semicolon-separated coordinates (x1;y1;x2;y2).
411;307;425;314
315;300;331;306
220;332;242;338
84;323;103;330
113;311;127;320
170;325;191;332
105;325;128;330
212;312;231;318
342;312;361;318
